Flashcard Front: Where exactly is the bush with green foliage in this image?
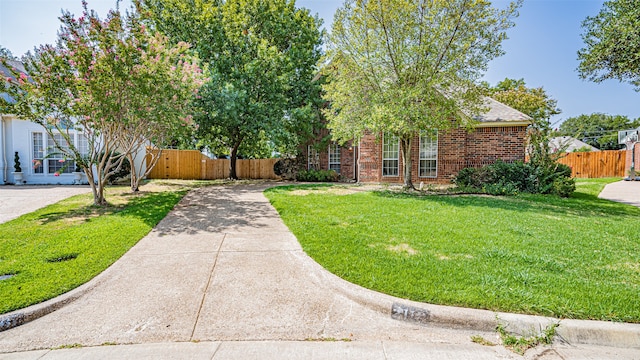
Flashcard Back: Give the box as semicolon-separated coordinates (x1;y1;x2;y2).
296;169;339;182
13;152;22;173
454;160;575;197
273;158;300;181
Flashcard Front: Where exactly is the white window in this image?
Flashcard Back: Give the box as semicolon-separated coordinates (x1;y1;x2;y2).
419;130;438;178
307;145;319;170
77;133;88;155
32;131;85;175
382;133;399;176
46;133;74;174
328;143;341;174
32;132;44;174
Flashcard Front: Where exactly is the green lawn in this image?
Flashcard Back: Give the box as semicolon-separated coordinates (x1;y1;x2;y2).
265;178;640;322
0;184;187;314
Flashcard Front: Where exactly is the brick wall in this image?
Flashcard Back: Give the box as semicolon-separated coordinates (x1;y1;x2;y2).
357;131;382;182
302;132;357;180
357;125;528;184
626;143;640;174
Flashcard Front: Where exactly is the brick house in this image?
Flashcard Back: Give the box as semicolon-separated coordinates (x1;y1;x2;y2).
303;97;531;184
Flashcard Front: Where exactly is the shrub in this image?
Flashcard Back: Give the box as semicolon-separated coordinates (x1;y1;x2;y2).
13;152;22;173
296;169;339;182
551;177;576;198
453;160;575;197
273;158;299;181
453;166;495;188
483;181;519;196
453;167;478;187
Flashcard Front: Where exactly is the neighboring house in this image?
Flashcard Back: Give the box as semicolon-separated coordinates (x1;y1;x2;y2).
0;114;91;185
303;97;532;184
1;60;145;185
549;136;599;153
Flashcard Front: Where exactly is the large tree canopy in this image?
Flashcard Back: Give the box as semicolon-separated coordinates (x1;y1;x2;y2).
482;78;561;167
2;3;203;204
482;78;560;123
137;0;324;179
577;0;640;91
323;0;521;188
558;113;640;150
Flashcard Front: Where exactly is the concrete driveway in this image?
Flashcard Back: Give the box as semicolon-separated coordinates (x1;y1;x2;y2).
0;185;92;224
1;184;639;359
599;180;640;207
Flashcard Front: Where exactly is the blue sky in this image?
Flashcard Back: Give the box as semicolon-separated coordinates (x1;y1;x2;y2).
1;0;638;126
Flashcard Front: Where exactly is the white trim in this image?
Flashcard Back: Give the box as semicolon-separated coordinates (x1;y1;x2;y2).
0;114;6;183
31;131;44;175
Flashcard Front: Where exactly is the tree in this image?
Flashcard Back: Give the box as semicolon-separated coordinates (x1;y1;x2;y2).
323;0;521;189
1;2;203;204
558;113;640;150
137;0;324;179
578;0;640;91
483;78;561;122
483;78;561;168
0;46;17;60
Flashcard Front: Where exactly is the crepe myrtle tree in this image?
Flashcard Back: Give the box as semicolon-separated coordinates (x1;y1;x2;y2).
323;0;521;189
1;1;203;203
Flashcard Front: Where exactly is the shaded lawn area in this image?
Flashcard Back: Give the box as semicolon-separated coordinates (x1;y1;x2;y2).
265;178;640;322
0;184;187;314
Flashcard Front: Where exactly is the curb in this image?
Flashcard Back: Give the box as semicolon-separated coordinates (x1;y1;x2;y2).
294;250;640;349
0;263;111;333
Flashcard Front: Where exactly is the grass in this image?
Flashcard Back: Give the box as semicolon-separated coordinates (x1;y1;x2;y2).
265;178;640;322
0;182;188;315
496;322;558;355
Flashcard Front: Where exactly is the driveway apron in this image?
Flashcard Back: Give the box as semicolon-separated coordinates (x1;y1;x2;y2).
0;184;489;353
0;186;91;224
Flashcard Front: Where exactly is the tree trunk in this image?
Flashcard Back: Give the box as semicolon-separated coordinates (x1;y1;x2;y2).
229;140;242;180
400;136;414;190
128;153;140;192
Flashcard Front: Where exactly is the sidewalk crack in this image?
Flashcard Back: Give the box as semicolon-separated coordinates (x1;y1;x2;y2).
190;233;226;341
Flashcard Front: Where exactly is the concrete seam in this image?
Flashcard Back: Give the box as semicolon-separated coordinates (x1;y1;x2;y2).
210;341;223;360
35;349;51;360
381;340;389;360
190;233;226;341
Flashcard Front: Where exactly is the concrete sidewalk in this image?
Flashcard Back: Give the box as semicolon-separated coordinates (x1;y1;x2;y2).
1;183;639;359
599;180;640;207
0;185;91;224
2;340;639;360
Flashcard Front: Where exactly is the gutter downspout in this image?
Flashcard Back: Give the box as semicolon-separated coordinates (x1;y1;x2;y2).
1;114;6;184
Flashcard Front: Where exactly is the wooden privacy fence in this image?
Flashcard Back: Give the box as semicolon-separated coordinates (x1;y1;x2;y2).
146;149;279;180
556;150;626;178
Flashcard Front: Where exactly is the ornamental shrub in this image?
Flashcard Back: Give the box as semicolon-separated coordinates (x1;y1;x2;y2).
273;158;299;180
454;160;575;197
13;152;22;173
551;177;576;198
296;169;339;182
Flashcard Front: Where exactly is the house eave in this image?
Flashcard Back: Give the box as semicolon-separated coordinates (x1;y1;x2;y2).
474;121;531;128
